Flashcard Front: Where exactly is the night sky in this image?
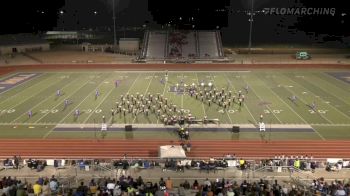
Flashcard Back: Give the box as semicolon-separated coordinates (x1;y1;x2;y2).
0;0;348;45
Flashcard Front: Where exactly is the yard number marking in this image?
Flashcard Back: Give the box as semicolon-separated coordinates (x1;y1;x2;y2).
83;109;102;114
40;109;59;114
264;109;283;114
0;109;15;114
309;110;328;114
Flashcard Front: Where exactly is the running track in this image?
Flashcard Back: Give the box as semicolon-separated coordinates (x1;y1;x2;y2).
0;63;349;160
0;139;350;159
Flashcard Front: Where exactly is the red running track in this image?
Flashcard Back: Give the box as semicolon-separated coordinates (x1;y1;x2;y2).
0;139;349;160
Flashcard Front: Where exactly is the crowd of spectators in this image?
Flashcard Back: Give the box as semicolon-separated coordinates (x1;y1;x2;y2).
3;174;348;196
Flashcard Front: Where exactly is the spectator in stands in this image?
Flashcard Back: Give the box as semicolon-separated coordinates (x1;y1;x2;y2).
49;176;59;194
16;184;27;196
42;180;50;196
158;178;165;191
107;179;116;195
182;180;190;190
76;182;88;196
192;180;199;190
165;177;173;190
33;181;42;196
89;179;97;195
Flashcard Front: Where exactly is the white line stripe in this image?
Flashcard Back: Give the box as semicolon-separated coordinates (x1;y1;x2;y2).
243;77;283;124
0;73;44;95
267;76;326;140
42;74;112;139
224;73;257;124
210;73;232;124
283;75;335;124
132;73;153;124
195;73;207;117
10;74;77;123
34;76;95;123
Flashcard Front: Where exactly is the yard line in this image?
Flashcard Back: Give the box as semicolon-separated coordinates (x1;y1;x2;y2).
10;74;79;123
0;72;46;96
156;73;169;124
55;74;113;124
82;82;116;124
242;78;283;124
305;76;350;120
181;74;184;108
260;78;326;140
0;74;62;118
317;73;350;105
132;73;154;124
259;77;309;123
195;73;207;117
283;76;335;124
34;76;96;123
224;73;257;124
210;73;232;124
107;73;141;124
0;73;51;104
42;74;113;139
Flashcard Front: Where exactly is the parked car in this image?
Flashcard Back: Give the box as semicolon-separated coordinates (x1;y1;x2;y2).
295;51;311;60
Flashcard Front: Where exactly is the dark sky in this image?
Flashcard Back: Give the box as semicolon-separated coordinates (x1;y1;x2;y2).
0;0;348;45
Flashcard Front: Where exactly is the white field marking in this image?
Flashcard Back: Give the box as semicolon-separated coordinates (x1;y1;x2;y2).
42;74;113;139
210;73;232;124
10;74;79;123
305;81;350;120
132;73;154;124
54;74;113;124
225;73;257;124
0;122;57;126
107;73;141;124
83;75;132;124
34;76;96;123
260;78;309;124
243;78;282;124
0;73;46;96
282;78;334;124
284;76;347;123
261;79;326;141
195;73;207;117
310;74;350;105
0;73;52;104
226;73;256;122
96;70;253;73
181;74;184;108
156;74;169;124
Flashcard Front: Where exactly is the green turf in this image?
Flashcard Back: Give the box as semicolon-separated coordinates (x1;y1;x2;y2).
0;69;349;140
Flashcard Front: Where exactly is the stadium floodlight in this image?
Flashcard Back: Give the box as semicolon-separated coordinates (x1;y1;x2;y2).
248;0;254;54
201;82;205;87
208;82;213;87
192;83;195;86
112;0;116;53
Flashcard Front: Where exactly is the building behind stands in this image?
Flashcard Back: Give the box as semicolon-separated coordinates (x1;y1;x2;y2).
0;34;50;55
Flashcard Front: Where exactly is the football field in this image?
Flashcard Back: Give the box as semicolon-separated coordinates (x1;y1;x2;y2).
0;69;349;140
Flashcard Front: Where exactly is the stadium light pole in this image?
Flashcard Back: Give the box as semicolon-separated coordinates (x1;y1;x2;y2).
112;0;117;53
247;0;254;54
